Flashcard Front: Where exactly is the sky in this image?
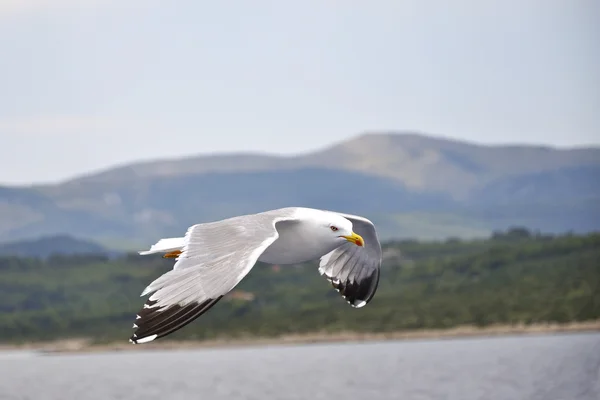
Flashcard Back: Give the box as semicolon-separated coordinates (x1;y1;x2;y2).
0;0;598;185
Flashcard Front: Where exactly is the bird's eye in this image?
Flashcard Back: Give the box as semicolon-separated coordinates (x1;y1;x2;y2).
330;226;338;231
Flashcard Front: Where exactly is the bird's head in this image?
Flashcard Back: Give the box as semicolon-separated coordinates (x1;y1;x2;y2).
325;214;364;247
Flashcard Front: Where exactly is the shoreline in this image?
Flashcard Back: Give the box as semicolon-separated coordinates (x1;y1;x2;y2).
2;320;599;354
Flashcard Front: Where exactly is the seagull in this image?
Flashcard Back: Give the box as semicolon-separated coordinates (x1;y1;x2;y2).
129;207;382;344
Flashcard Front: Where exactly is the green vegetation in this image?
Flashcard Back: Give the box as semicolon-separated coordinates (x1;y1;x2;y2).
1;228;599;344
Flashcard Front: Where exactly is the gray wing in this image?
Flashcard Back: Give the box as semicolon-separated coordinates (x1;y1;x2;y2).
318;213;382;308
130;211;296;344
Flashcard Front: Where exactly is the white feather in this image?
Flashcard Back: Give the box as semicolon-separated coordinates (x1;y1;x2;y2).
138;237;185;255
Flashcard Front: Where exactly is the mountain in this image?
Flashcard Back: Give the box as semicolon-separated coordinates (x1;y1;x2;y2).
57;132;600;197
1;132;598;248
0;234;110;258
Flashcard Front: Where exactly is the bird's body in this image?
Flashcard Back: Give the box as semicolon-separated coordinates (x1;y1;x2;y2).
259;208;361;264
130;207;382;344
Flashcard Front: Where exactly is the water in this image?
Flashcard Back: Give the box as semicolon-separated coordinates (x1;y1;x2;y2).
1;333;599;400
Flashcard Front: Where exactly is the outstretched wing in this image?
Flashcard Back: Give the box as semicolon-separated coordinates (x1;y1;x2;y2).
318;213;381;308
130;212;296;344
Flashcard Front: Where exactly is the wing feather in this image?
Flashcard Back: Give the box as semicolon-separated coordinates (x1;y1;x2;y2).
319;213;382;308
130;210;297;344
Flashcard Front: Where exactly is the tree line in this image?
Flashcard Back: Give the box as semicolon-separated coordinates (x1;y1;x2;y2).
0;228;598;343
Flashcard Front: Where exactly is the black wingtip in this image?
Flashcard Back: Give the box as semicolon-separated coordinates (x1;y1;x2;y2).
129;296;224;344
328;267;380;309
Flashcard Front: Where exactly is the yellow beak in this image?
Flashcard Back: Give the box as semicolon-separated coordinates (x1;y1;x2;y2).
343;232;365;247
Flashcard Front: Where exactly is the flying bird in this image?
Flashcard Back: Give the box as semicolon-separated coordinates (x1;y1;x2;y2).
129;207;382;344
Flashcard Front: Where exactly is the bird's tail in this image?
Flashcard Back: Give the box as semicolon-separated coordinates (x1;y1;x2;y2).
138;237;185;257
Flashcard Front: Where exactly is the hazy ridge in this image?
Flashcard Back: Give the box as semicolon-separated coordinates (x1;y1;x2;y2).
1;132;598;248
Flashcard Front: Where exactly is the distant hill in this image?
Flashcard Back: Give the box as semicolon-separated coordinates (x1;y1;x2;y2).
57;132;600;197
0;234;110;258
0;132;598;248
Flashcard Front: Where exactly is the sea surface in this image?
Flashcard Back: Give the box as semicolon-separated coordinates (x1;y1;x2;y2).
1;333;599;400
